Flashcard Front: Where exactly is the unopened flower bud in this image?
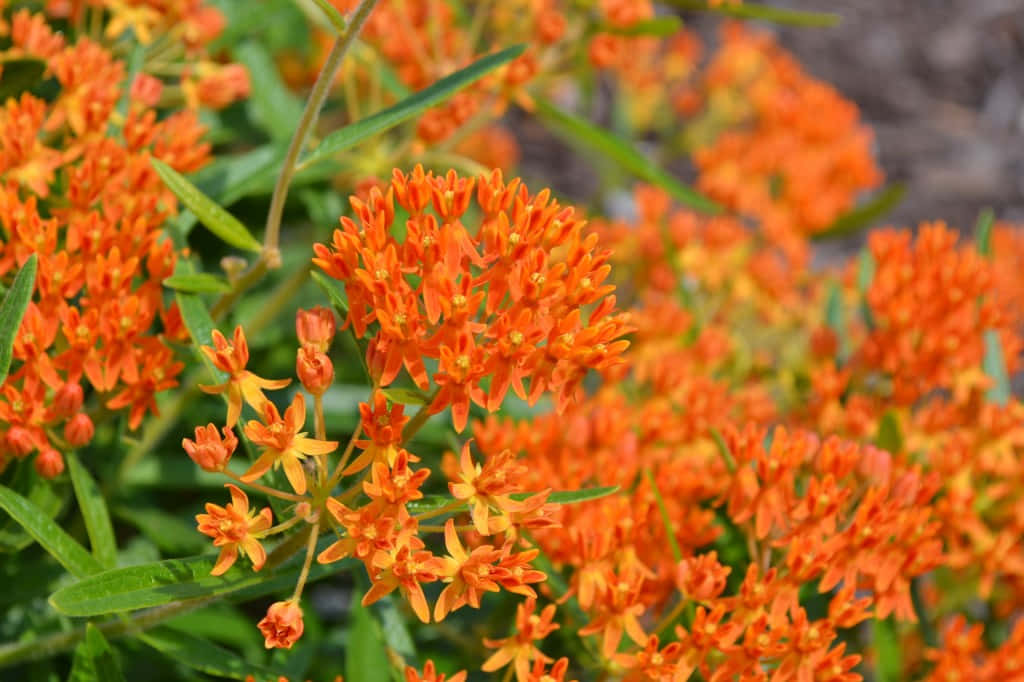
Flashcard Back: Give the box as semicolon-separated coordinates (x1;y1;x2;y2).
258;600;304;649
64;413;95;448
53;383;84;418
5;426;37;457
295;307;336;352
675;551;731;602
296;346;334;396
182;424;238;472
35;448;64;478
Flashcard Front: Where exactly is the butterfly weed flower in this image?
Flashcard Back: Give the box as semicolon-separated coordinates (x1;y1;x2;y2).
257;600;304;650
196;484;273;575
312;166;631;432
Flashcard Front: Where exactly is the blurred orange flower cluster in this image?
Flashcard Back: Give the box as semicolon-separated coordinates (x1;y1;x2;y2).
0;0;247;477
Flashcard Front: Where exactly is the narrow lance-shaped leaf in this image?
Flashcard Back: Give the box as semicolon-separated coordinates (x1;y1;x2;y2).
346;600;392;682
406;485;619;515
300;45;526;169
813;184;905;241
381;387;430;406
0;253;38;385
141;626;284;682
49;538;344;617
534;97;721;214
975;208;995;258
0;484;102;579
606;16;683;36
876;411;903;455
151;158;263;253
68;624;126;682
67;453;118;569
175;292;229;384
663;0;840;27
163;273;232;294
293;0;347;33
873;618;903;682
234;41;305;143
983;329;1011;406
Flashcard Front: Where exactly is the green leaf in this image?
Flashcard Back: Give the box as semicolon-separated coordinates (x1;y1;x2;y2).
856;249;877;330
0;253;38;385
975;208;995;258
151;158;263;253
406;486;619;515
69;624;126;682
301;45;526;169
813;184;905;241
0;458;65;552
374;596;416;660
112;506;207;555
824;282;843;335
175;292;229;384
0;57;46;100
293;0;347;33
873;617;903;682
543;485;619;505
607;16;683;36
346;600;391;682
310;271;350;316
141;626;282;681
49;540;344;617
234;41;305;142
983;329;1012;406
534;98;720;213
0;484;101;579
163;273;232;294
664;0;840;27
381;387;430;406
875;411;903;455
67;453;117;569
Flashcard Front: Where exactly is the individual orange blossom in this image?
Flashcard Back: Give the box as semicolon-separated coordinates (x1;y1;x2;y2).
199;326;290;427
242;392;338;495
196;484;272;575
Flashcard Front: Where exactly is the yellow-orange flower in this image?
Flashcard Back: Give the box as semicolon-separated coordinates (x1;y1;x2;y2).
195;484;272;575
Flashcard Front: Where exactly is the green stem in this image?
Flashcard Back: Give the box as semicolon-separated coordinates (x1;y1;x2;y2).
400;390;439;444
644;466;682;563
262;0;380;256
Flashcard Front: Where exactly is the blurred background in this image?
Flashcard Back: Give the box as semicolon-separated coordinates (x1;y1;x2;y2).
778;1;1024;229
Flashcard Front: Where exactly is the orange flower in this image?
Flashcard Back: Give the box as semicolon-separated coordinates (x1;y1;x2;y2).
196;484;272;575
482;598;559;682
434;518;505;621
257;600;304;650
182;423;237;472
199;326;291;427
448;443;541;535
342;390;409;475
242;393;338;495
404;661;467;682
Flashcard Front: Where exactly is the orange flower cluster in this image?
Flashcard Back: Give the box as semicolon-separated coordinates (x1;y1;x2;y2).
858;223;1022;404
39;0;250;110
184;167;632;652
455;179;1024;680
188;319;558;647
312;165;631;431
475;400;944;680
0;3;238;477
691;24;882;239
